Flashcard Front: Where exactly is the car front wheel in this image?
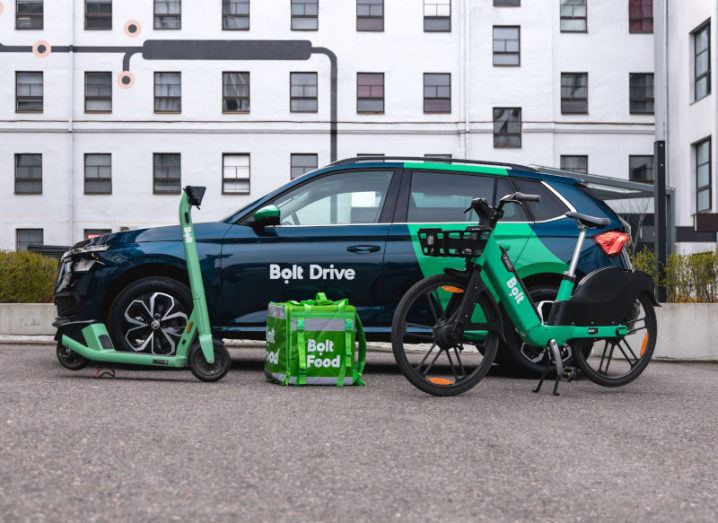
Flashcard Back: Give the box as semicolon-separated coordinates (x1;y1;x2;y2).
107;276;192;356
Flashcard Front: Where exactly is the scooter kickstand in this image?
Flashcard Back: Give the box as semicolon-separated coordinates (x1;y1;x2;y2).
91;366;115;379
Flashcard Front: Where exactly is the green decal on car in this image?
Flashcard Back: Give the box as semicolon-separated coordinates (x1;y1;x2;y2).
404;162;509;176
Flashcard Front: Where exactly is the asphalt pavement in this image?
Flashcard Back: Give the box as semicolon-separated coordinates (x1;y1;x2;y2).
0;345;717;522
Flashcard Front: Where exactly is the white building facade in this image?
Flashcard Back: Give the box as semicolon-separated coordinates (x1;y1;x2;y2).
0;0;656;250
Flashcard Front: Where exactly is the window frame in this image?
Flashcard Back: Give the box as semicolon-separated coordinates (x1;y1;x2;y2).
560;0;587;33
692;21;711;102
14;153;42;195
561;72;589;114
84;153;112;195
222;153;251;195
222;71;250;114
629;72;654;115
357;72;385;114
628;0;653;34
16;0;44;30
84;71;113;114
15;71;43;113
153;153;182;195
222;0;250;30
154;0;182;30
423;72;451;114
291;0;318;31
695;137;712;214
560;155;589;174
493;107;522;149
628;155;654;183
154;71;182;114
424;0;451;33
356;0;384;32
289;71;319;113
290;153;319;180
494;0;520;6
15;229;44;251
492;25;521;67
84;0;112;30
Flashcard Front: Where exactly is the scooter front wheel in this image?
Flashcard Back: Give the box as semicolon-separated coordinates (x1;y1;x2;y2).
56;343;89;371
571;293;657;387
188;340;231;382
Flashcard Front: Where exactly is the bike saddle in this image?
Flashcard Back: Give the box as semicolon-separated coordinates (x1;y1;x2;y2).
564;211;609;229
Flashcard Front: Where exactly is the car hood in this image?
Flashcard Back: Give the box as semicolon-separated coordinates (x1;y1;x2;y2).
80;222;232;248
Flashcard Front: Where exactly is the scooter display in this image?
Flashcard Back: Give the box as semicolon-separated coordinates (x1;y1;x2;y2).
391;192;658;396
55;186;231;382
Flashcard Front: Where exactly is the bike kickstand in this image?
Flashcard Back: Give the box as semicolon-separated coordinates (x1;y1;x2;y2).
552;374;561;396
532;350;551;393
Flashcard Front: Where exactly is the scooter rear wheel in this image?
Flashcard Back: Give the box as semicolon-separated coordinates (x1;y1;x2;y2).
571;293;657;387
56;343;89;371
188;340;231;382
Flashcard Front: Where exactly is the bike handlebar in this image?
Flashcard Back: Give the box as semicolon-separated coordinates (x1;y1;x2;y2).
464;192;542;228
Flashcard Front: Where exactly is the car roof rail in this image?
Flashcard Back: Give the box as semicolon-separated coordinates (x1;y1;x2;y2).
328;156;538;172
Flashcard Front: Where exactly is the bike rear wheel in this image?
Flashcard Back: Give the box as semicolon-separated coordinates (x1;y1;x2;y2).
391;274;499;396
571;293;657;387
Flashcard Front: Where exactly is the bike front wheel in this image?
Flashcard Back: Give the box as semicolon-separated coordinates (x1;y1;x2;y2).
391;274;500;396
571;293;657;387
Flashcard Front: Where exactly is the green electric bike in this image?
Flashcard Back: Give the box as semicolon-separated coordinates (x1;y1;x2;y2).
391;192;658;396
56;186;232;382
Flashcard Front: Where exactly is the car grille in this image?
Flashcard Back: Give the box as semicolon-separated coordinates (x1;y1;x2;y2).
55;296;81;318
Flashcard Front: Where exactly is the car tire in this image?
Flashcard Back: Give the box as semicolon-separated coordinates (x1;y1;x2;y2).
499;282;573;378
107;276;192;355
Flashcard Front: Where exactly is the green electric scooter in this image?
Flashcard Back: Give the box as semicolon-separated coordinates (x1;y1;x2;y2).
56;186;231;382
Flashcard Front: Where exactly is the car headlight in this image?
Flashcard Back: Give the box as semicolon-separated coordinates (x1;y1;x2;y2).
62;244;110;260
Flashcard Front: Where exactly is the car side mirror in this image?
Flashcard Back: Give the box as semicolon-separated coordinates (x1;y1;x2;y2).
251;205;280;228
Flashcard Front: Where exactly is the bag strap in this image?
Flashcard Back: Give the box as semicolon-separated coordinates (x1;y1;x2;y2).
296;318;307;385
352;313;367;386
335;318;355;387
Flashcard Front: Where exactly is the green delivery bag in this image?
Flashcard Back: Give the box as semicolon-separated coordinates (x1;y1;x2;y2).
264;293;366;386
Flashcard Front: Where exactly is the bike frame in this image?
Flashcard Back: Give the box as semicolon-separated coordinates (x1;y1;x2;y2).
460;226;628;348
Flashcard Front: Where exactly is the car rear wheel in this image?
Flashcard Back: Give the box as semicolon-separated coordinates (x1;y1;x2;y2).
107;276;191;356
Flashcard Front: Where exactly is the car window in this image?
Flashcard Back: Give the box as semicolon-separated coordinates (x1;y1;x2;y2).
273;170;393;225
495;178;529;222
511;178;569;221
408;170;528;223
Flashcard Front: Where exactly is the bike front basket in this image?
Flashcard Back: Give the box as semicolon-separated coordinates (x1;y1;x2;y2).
417;226;491;258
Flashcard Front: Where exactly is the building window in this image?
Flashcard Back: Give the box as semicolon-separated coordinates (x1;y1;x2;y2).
16;71;43;113
85;0;112;30
423;73;451;113
629;155;654;183
357;0;383;32
15;154;42;194
561;72;588;114
84;154;112;194
693;22;711;101
223;154;250;194
153;154;181;194
154;0;181;29
223;0;249;30
493;107;522;148
16;229;43;251
629;73;654;114
84;72;112;113
695;138;711;213
223;72;250;113
493;26;520;66
424;0;450;32
291;0;318;30
560;0;586;33
560;155;588;174
154;72;181;113
290;154;318;179
425;154;452;159
629;0;652;33
85;229;111;240
16;0;43;29
290;72;318;112
357;153;385;158
357;73;384;113
494;0;520;6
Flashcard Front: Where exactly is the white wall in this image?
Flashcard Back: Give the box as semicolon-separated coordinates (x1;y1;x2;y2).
0;0;655;249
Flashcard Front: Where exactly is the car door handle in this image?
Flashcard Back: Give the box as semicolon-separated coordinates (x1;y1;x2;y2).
347;244;381;254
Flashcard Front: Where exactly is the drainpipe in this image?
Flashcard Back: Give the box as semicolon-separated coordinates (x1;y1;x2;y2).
68;0;76;244
462;0;470;158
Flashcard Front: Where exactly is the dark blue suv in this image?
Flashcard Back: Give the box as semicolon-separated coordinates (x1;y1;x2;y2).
55;157;631;375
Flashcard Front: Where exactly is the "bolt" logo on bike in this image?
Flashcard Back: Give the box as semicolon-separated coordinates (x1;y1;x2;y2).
506;277;526;305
